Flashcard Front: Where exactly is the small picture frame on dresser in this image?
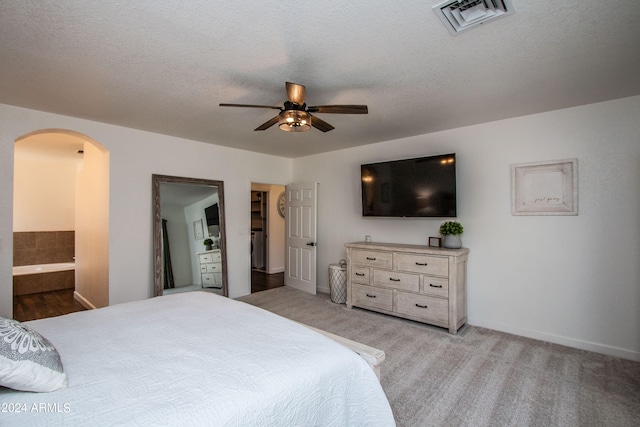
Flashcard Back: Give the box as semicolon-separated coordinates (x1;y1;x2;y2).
428;237;441;247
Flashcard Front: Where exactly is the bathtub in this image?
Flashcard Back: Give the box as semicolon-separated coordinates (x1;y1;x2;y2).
13;262;76;276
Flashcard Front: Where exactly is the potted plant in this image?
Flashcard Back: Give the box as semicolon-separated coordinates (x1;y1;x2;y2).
203;238;213;250
439;221;463;249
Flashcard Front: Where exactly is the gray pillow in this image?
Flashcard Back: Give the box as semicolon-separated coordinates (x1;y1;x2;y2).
0;315;67;392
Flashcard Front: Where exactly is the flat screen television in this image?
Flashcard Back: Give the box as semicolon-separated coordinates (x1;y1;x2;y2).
204;203;220;236
361;153;457;217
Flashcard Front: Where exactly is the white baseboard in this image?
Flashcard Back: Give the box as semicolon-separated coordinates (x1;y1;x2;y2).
268;266;285;274
468;317;640;362
73;291;97;310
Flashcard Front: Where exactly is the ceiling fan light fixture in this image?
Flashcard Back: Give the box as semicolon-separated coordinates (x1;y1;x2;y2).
278;110;311;132
220;82;367;132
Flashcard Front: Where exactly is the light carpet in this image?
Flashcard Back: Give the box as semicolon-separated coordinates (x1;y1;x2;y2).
237;286;640;427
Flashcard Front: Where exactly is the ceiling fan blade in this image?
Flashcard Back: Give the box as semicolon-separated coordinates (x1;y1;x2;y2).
286;82;306;105
307;105;368;114
310;114;335;132
220;103;281;110
254;115;280;131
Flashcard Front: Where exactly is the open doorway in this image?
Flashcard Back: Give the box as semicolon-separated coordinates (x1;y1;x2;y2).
13;130;109;321
250;183;285;293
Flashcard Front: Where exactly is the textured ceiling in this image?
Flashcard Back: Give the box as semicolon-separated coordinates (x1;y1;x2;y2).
1;1;639;158
160;182;218;207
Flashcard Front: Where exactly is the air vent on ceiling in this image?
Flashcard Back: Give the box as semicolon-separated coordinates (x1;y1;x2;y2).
433;0;514;35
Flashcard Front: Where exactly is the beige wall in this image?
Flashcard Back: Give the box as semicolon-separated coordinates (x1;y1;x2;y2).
13;152;78;232
75;141;109;308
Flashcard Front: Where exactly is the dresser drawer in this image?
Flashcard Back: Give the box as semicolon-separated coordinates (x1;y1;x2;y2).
373;270;419;292
422;276;449;298
352;250;393;269
398;254;449;277
202;273;221;287
199;251;221;264
397;292;448;326
396;253;448;276
205;263;222;273
351;267;370;284
352;284;393;312
199;253;214;264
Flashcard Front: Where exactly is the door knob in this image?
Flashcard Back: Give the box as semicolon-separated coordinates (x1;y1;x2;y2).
306;242;317;247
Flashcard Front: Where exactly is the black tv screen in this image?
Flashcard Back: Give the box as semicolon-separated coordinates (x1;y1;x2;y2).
205;203;219;227
361;154;457;217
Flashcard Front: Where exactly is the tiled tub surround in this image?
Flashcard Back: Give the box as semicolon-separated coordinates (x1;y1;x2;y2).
14;231;75;266
13;231;75;295
13;269;75;295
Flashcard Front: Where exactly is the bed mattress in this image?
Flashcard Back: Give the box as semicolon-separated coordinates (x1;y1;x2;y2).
0;291;395;426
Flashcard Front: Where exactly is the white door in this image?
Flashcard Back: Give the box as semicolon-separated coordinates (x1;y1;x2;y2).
284;182;318;294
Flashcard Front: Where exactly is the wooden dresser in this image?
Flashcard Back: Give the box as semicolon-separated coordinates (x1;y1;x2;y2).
198;249;223;288
345;242;469;334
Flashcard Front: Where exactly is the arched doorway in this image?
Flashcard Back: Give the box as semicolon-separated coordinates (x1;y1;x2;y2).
13;129;109;320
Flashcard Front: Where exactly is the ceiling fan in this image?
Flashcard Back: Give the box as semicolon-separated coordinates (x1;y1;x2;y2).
219;82;368;133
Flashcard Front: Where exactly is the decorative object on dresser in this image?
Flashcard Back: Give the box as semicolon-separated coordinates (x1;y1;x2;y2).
198;250;223;288
203;238;214;250
345;241;469;334
439;220;464;249
428;236;442;247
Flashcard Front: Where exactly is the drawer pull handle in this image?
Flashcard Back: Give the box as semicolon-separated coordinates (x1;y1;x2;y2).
415;303;428;309
355;272;365;276
389;278;400;282
366;257;377;261
429;284;443;288
415;262;428;266
366;293;377;298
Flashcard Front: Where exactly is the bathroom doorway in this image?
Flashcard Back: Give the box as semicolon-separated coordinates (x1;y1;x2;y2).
13;129;109;320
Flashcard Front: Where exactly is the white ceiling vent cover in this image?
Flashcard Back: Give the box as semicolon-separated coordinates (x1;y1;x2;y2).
433;0;514;35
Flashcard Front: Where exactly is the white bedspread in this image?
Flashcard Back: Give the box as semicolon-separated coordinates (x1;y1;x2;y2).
0;292;395;426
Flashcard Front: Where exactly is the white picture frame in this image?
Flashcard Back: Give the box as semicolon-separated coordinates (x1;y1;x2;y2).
193;219;204;239
511;158;578;216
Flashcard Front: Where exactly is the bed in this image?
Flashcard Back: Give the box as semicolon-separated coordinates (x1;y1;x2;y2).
0;291;395;426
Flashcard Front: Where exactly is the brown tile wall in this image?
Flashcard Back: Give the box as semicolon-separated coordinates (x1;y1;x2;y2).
13;231;76;295
13;231;75;266
13;270;75;295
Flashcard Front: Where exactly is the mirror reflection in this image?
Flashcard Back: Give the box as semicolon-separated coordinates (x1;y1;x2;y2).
153;175;228;297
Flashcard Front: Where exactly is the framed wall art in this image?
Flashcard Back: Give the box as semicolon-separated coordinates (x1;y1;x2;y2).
428;237;442;247
193;219;204;239
511;158;578;216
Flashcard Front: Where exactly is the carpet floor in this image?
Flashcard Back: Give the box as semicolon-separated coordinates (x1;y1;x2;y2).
237;287;640;427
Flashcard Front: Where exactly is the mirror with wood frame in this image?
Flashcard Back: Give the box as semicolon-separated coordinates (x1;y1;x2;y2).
153;174;228;297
